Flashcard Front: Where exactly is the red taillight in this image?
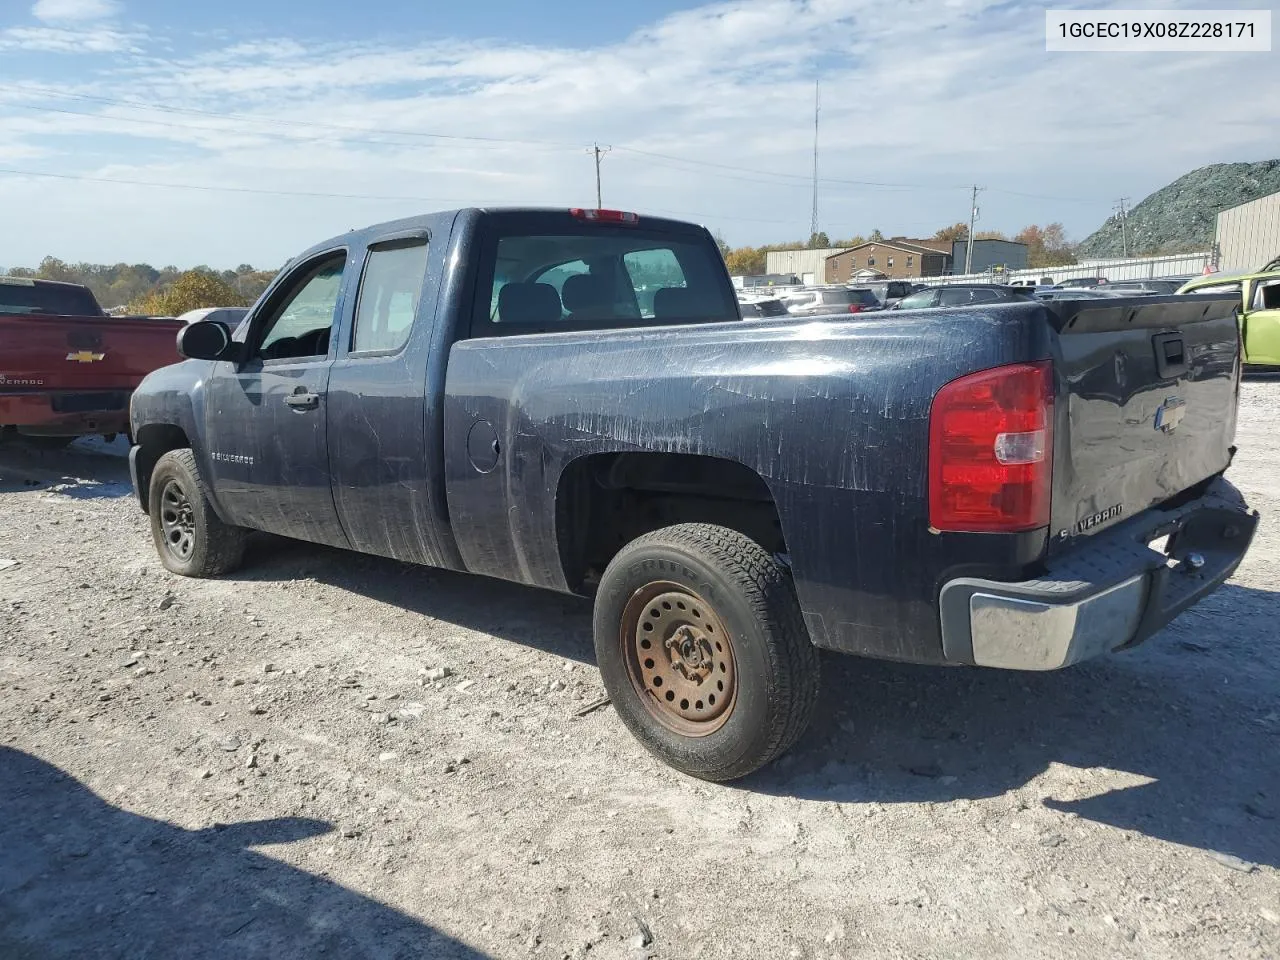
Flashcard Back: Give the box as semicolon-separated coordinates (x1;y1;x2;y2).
928;360;1054;533
569;208;639;224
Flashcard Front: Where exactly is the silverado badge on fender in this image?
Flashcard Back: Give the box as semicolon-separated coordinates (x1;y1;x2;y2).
1154;396;1186;433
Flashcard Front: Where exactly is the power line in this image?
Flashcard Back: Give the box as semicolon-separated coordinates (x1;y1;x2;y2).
1;84;1109;203
0;165;795;225
0;83;586;150
0;166;479;203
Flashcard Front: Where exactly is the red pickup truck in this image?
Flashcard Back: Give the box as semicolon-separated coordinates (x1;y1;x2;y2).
0;277;183;447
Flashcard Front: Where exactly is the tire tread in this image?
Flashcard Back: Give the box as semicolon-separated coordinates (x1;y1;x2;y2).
599;523;819;781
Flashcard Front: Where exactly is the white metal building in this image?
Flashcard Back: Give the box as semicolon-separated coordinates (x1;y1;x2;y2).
764;247;851;285
1216;190;1280;272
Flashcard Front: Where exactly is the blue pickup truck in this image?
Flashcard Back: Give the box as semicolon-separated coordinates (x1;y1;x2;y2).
128;207;1258;781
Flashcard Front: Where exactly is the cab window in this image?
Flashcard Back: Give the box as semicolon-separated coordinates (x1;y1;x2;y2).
1251;279;1280;311
351;240;429;354
255;254;345;361
480;228;733;334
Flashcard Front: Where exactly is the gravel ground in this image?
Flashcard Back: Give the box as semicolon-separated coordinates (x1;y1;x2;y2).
2;381;1278;960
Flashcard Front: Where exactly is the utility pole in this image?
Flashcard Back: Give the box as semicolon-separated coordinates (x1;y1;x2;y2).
964;185;984;275
589;143;611;208
809;78;820;245
1114;197;1130;257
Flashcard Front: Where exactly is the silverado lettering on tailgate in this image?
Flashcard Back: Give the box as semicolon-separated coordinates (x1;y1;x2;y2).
1076;504;1123;533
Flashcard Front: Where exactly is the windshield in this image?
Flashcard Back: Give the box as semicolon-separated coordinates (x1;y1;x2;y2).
0;279;102;316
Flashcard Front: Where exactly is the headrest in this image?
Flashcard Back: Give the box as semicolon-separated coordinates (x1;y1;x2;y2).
498;282;561;325
561;273;611;313
653;286;704;319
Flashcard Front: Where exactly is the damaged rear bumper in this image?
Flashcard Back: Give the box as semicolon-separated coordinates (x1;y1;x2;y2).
939;476;1258;670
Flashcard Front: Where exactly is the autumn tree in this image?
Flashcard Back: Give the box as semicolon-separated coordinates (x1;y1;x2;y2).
1014;223;1078;268
807;231;831;249
131;269;248;316
933;223;969;242
723;246;767;276
868;228;884;241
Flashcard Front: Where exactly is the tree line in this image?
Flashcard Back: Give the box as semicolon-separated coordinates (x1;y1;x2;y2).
719;223;1079;276
1;257;278;315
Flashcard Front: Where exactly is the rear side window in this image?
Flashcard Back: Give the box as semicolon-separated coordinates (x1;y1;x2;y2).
482;229;735;333
0;278;101;316
352;240;429;354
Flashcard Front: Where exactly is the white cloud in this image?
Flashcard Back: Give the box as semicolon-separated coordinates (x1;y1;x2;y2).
31;0;120;22
0;24;138;52
1;0;1277;267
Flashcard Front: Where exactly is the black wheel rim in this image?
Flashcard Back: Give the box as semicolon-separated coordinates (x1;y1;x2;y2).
159;479;196;561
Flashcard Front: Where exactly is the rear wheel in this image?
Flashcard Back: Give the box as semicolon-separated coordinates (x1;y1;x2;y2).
593;523;819;781
148;449;247;577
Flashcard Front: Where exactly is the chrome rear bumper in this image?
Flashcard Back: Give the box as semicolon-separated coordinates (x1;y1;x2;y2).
939;476;1258;671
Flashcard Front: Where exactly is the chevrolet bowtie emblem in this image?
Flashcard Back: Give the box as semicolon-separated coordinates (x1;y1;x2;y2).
66;351;106;363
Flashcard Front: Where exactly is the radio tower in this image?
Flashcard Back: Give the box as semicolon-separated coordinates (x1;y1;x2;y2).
809;78;820;245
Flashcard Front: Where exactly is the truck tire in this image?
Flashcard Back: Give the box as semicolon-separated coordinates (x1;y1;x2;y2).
148;448;247;578
593;523;819;781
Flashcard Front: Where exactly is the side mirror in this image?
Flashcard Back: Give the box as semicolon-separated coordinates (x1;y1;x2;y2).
177;320;240;362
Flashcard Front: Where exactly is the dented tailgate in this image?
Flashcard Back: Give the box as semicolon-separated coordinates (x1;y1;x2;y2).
1048;294;1241;547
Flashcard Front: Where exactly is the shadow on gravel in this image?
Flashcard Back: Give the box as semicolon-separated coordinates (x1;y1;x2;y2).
226;535;1279;869
231;534;596;663
0;437;133;500
0;746;492;960
745;581;1280;869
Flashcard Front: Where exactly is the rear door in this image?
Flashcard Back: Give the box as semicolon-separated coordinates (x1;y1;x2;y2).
1048;295;1242;545
327;229;460;567
204;251;349;547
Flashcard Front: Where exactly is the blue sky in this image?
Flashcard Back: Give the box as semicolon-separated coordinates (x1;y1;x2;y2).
1;0;1276;268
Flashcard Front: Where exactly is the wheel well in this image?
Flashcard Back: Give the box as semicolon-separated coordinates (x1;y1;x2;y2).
555;452;786;593
133;423;191;513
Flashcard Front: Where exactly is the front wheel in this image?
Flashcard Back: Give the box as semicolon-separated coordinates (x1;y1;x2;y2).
148;449;247;577
593;523;820;781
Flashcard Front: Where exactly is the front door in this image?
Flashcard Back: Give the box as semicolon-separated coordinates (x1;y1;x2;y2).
1244;277;1280;366
204;250;351;547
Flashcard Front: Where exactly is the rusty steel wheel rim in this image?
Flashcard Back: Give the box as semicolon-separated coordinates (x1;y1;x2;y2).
619;581;737;737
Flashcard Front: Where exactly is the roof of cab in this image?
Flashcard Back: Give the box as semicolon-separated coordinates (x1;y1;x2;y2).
288;207;707;264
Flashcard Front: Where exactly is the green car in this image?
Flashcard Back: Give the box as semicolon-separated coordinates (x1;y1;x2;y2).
1178;258;1280;368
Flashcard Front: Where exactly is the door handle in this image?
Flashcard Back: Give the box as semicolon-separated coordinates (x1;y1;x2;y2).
284;391;320;411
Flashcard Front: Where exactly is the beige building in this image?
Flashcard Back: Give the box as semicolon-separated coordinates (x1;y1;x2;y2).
763;247;852;284
1217;190;1280;272
824;238;952;282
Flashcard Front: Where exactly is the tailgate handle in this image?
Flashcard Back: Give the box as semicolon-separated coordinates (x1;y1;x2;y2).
1152;333;1187;380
